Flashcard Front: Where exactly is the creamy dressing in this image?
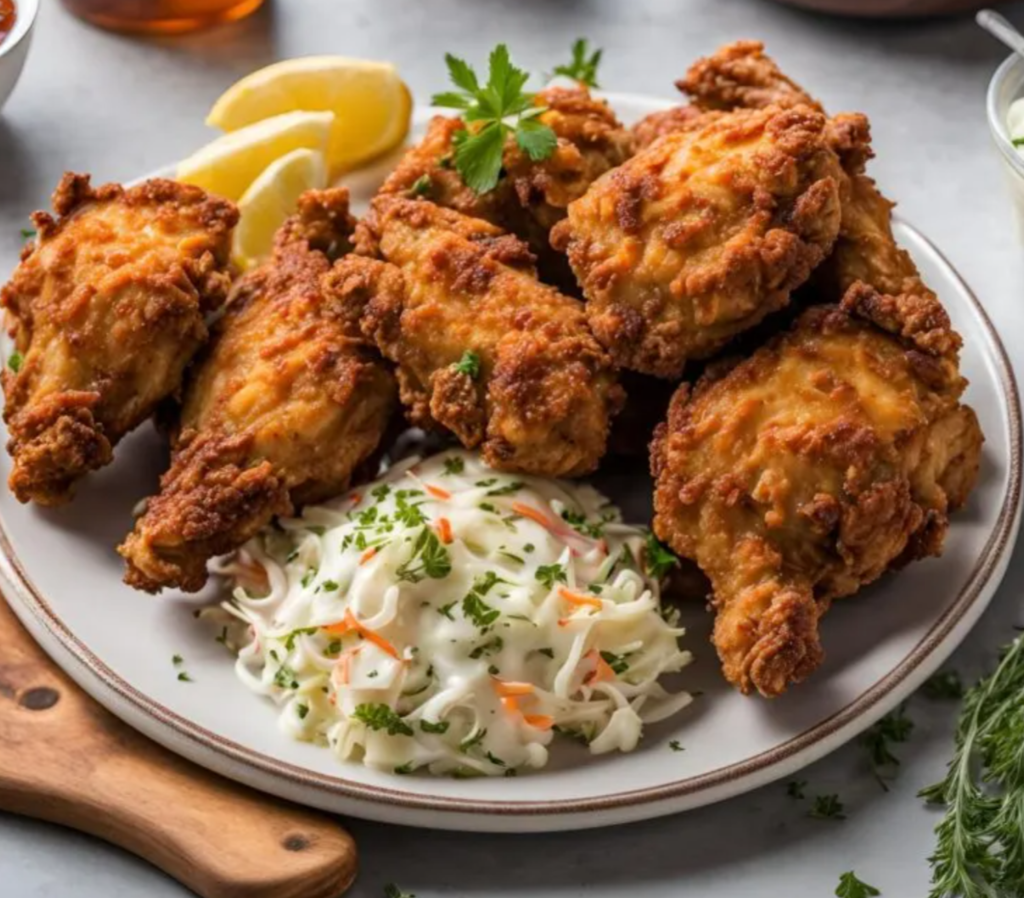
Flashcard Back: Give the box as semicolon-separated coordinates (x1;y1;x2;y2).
213;450;693;777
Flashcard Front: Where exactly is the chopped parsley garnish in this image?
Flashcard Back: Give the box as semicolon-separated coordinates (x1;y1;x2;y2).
472;571;508;594
479;502;499;514
371;484;391;502
320;579;340;592
409;174;432;197
177;672;193;683
383;884;415;898
551;38;602;88
485;751;507;767
921;669;964;700
486;481;524;497
283;627;318;651
1014;136;1024;148
172;654;183;666
19;228;35;241
669;740;684;752
835;872;880;898
600;651;629;675
300;568;317;588
786;780;807;800
7;351;22;373
452;350;481;379
535;563;567;590
523;543;535;553
420;719;450;735
352;703;414;737
273;665;300;690
307;525;326;536
537;647;555;659
437;601;457;620
560;508;605;538
459;727;487;752
862;704;913;788
498;551;524;564
215;626;228;646
442;456;465;476
431;44;556;194
644;532;679;579
469;636;504;659
396;527;452;583
463;592;500;628
809;794;846;820
297;703;309;720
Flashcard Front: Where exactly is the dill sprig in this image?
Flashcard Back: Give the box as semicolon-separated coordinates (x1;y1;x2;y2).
921;634;1024;897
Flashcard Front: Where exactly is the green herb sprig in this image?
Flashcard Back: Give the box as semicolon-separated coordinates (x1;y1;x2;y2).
432;45;557;194
835;872;881;898
551;38;603;88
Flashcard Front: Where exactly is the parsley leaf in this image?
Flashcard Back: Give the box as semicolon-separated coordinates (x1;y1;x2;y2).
835;871;881;898
7;350;22;373
600;650;629;675
452;350;481;379
442;456;465;476
351;703;414;737
396;527;452;583
644;531;679;579
19;228;35;241
669;740;684;752
809;794;846;820
408;174;432;197
420;719;450;735
432;44;556;193
862;704;913;789
469;636;504;659
551;38;603;88
177;672;193;683
463;592;500;628
486;481;524;497
922;669;964;700
786;780;806;800
273;665;300;690
535;563;567;590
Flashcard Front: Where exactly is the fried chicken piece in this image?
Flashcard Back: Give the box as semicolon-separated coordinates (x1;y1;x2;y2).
119;189;397;593
652;289;982;697
377;86;634;288
1;173;237;506
631;104;708;150
551;104;844;379
349;196;623;477
678;40;915;304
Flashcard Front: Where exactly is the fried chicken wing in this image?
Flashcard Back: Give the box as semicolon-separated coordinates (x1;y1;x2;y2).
119;189;397;593
349;196;623;477
377;86;634;287
551;104;844;379
652;289;982;697
1;173;237;505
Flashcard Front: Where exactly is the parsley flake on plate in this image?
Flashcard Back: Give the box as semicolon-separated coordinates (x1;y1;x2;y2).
835;871;880;898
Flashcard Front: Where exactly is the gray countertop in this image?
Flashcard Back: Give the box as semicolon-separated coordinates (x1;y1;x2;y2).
3;1;1024;895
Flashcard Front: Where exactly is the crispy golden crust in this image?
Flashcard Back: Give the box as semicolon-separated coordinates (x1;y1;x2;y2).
553;105;843;378
651;293;982;697
1;172;237;506
353;196;624;477
376;86;634;288
631;105;709;150
118;188;397;593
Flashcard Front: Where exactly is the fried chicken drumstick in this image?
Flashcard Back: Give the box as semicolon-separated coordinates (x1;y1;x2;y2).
119;189;397;593
652;290;982;697
346;195;623;477
552;104;844;378
1;173;237;505
377;86;634;288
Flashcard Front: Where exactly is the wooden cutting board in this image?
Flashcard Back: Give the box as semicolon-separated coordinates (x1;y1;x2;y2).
0;598;358;898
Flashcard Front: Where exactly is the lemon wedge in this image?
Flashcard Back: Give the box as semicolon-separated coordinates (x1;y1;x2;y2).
205;56;412;173
232;147;327;270
177;110;333;201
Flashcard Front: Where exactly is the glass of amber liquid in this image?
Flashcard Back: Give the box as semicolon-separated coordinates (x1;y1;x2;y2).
61;0;265;34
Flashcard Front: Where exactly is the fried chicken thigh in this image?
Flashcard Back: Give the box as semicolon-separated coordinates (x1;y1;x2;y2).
552;104;844;379
652;290;982;697
119;189;397;593
348;196;623;477
377;86;634;287
1;173;237;505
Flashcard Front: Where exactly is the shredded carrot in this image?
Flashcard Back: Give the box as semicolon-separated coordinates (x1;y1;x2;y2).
359;546;378;565
436;517;453;544
597;539;609;556
558;587;603;612
523;714;555;730
583;649;616;684
511;501;594;542
493;679;535;697
425;483;451;500
350;493;362;505
557;618;571;628
333;646;363;686
322;609;400;659
500;695;520;714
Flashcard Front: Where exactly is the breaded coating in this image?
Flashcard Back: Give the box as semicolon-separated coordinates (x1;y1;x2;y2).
1;173;237;506
349;196;624;477
651;290;982;697
631;104;708;150
552;105;844;379
677;40;914;304
377;86;634;287
119;189;397;593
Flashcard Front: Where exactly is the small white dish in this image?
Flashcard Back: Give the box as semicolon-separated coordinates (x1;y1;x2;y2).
0;0;37;113
0;94;1019;833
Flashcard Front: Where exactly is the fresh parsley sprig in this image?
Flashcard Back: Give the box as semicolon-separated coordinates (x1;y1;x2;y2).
835;872;881;898
432;44;557;194
551;38;603;89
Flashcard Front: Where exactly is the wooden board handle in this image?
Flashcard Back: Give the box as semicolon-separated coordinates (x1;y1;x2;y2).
0;599;357;898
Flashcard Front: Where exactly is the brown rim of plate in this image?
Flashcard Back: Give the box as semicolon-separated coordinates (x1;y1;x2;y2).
0;220;1019;818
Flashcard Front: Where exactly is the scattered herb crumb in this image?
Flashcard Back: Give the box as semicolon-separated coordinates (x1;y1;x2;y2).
809;794;846;820
835;871;880;898
921;669;963;700
669;740;684;752
786;780;807;800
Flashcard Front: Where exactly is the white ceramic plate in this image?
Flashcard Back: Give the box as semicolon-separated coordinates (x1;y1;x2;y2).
1;95;1020;833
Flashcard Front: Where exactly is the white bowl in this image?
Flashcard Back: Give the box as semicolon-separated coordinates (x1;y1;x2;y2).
0;0;37;113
